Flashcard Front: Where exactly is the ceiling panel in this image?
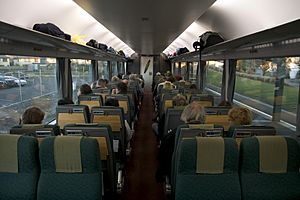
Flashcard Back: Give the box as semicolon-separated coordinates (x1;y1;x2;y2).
74;0;216;54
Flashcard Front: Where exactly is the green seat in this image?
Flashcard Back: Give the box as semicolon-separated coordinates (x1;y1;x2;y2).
56;105;90;129
37;136;102;200
189;94;214;106
78;94;103;111
163;107;185;138
106;94;134;125
91;106;126;162
175;138;240;200
10;124;60;137
0;135;39;200
227;125;276;137
172;124;224;192
175;137;240;199
64;124;117;194
240;136;300;200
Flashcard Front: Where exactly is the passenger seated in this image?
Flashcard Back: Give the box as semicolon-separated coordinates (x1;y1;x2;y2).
77;84;93;96
227;107;252;137
105;98;133;148
228;107;252;126
20;106;45;125
104;98;119;107
57;98;74;105
152;94;187;140
97;78;108;89
156;101;205;182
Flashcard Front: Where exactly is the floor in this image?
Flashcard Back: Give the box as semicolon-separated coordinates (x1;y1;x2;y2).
120;87;168;200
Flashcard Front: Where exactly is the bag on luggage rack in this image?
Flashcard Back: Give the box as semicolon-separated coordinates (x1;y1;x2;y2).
193;31;224;51
108;47;116;54
118;50;125;57
98;43;108;51
33;23;71;41
86;39;99;48
176;47;189;55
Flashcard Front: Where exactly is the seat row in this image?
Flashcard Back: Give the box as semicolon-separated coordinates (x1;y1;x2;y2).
9;123;123;195
0;134;103;200
174;136;300;200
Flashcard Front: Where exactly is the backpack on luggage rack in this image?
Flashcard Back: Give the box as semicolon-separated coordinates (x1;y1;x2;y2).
193;31;224;51
33;23;71;41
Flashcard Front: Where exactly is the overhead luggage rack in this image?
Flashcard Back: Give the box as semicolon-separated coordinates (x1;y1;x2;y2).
0;20;127;61
171;19;300;62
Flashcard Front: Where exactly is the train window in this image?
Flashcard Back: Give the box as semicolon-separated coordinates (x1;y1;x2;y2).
189;62;198;83
98;61;109;80
279;57;299;125
118;62;125;75
174;62;180;76
181;62;187;80
111;61;118;76
0;55;58;133
71;59;92;101
206;61;224;93
234;58;299;126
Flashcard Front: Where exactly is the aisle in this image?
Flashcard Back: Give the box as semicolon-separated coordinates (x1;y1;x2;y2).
120;87;167;200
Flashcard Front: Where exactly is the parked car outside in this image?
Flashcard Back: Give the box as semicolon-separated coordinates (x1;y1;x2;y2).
4;76;27;86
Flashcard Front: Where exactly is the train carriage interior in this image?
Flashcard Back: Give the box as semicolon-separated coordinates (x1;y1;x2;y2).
0;0;300;200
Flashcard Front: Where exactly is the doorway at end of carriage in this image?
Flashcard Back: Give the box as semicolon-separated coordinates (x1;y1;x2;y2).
140;56;153;86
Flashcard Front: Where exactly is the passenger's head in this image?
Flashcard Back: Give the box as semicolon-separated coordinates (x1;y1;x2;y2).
105;98;119;107
78;84;92;96
122;79;129;85
58;98;74;105
180;102;205;124
97;79;107;88
90;81;97;89
116;82;127;94
163;81;172;89
117;73;123;80
175;75;182;81
189;84;197;90
111;76;120;82
228;107;252;126
21;106;45;124
218;100;232;107
172;94;188;107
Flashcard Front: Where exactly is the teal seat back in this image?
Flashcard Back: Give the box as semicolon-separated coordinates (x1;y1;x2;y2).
37;136;102;200
227;125;276;138
240;136;300;200
175;138;240;200
10;124;60;137
163;107;185;138
56;105;90;128
64;124;116;193
91;106;126;161
0;135;39;200
78;95;103;110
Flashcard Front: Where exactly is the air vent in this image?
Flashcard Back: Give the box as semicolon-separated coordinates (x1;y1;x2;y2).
141;17;149;21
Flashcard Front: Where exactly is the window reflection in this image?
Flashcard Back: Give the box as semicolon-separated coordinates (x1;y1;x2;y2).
0;55;58;133
71;59;92;101
206;61;224;93
234;58;299;126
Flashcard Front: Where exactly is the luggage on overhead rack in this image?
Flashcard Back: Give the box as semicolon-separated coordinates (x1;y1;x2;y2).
86;39;99;48
176;47;189;55
118;50;125;57
194;31;224;51
33;23;71;41
98;43;108;51
108;47;117;54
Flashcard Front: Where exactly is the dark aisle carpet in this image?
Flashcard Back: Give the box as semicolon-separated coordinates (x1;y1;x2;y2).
120;87;168;200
